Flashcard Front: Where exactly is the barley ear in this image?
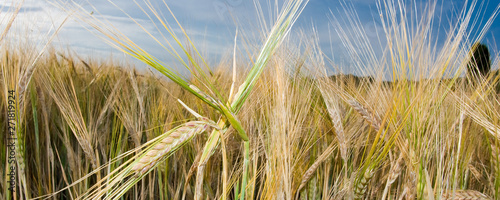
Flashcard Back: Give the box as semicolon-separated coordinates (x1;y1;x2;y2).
388;152;405;184
441;190;491;200
298;143;337;191
131;119;215;175
381;151;405;200
354;167;375;200
346;99;381;132
318;83;347;162
404;171;418;200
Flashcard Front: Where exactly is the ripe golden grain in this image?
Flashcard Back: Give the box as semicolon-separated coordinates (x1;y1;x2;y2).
131;120;213;175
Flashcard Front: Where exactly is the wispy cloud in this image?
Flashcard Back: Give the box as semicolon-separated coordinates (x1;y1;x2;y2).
1;0;498;75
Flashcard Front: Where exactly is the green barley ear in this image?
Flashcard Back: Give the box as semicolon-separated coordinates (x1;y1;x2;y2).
230;0;309;112
195;1;309;199
353;166;375;200
196;0;310;168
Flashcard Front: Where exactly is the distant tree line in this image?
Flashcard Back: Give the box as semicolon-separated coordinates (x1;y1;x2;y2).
467;42;491;80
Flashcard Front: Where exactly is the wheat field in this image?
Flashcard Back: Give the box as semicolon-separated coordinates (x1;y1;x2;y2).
1;0;500;199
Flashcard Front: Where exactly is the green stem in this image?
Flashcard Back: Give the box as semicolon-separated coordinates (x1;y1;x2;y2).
30;85;41;196
219;104;248;141
240;141;250;200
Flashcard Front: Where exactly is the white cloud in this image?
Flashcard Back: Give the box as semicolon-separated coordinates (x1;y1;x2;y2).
0;0;242;73
2;0;494;78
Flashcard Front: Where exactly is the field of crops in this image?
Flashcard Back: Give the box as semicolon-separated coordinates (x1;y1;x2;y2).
1;0;500;199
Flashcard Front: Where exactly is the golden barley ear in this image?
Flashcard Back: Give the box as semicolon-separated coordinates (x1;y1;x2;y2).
131;100;218;175
403;171;418;200
380;151;405;200
298;143;336;192
346;99;381;132
131;120;213;175
467;163;483;182
318;81;348;161
441;190;491;200
387;152;404;184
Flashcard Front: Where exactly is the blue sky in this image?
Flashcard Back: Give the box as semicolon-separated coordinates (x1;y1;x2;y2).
2;0;499;76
